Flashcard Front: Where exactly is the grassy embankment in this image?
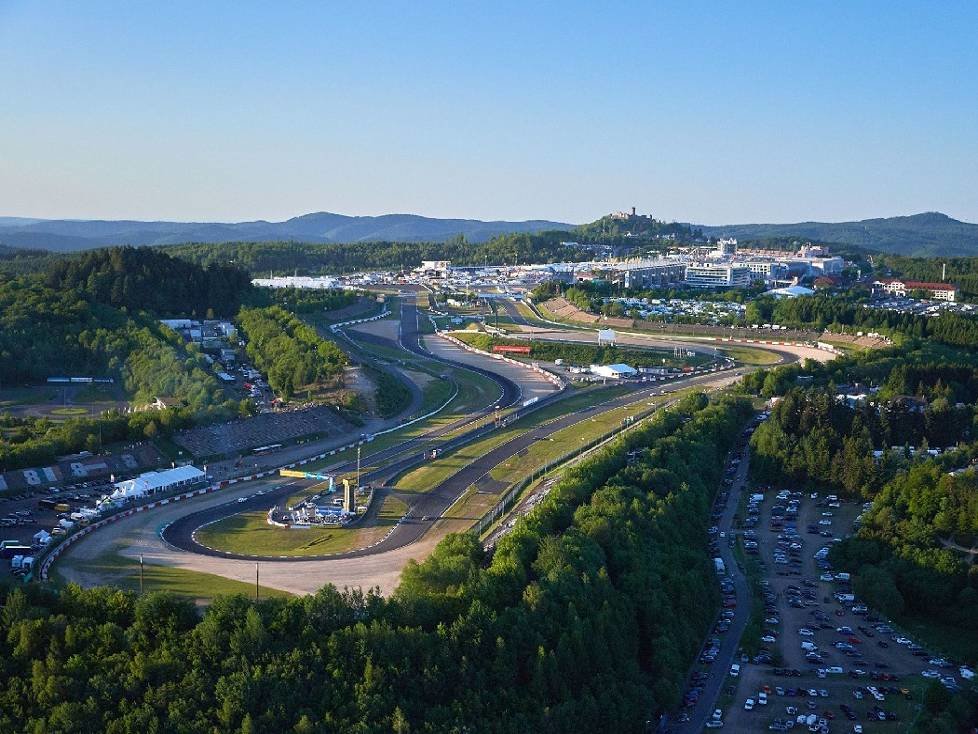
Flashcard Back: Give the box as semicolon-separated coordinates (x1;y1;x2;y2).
444;387;694;522
394;386;633;494
55;544;293;601
716;344;783;366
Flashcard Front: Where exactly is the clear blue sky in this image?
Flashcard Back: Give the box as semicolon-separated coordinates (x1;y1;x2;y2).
1;1;976;224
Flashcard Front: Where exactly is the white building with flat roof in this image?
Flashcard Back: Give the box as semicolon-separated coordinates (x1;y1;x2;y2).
590;363;637;379
684;264;752;289
251;276;342;289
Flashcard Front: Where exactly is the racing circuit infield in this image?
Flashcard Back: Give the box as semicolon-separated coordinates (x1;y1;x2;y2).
55;294;834;595
161;369;730;562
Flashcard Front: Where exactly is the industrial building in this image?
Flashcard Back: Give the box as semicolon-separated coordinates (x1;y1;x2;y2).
615;260;687;289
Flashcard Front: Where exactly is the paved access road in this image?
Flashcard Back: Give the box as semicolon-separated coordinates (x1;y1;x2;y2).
674;437;754;734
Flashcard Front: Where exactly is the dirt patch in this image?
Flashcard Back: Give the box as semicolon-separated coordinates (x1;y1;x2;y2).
349;317;399;341
402;369;435;391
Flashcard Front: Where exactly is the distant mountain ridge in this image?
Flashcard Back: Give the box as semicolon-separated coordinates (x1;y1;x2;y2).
2;210;976;258
0;212;574;251
698;212;978;257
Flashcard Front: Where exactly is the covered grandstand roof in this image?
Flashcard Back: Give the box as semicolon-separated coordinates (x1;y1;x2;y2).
110;465;205;500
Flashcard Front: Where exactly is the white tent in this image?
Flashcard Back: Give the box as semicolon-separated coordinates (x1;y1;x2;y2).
590;363;637;379
33;529;52;545
108;465;206;503
597;329;616;345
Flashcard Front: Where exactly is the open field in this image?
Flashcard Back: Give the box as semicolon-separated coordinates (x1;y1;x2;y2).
718;344;784;365
54;542;292;601
195;492;409;558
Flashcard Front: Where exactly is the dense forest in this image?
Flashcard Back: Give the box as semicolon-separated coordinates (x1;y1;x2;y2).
237;306;347;399
250;286;360;314
0;248;363;470
0;249;258;470
575;214;698;241
45;246;253;318
746;293;978;348
831;452;978;633
0;244;57;275
161;232;596;275
0;394;752;733
746;354;978;494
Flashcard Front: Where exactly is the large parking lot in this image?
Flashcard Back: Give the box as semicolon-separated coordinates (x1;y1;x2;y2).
711;488;970;732
0;480;112;582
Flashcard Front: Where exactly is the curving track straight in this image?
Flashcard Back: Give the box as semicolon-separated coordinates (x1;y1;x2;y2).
160;292;810;567
398;298;522;408
161;369;728;562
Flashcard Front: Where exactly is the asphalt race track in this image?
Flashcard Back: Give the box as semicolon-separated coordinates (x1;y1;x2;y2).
398;298;523;409
161;368;734;562
161;296;808;564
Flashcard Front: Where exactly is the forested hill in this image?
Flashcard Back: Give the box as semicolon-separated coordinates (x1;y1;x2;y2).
45;247;252;318
0;211;573;251
698;212;978;257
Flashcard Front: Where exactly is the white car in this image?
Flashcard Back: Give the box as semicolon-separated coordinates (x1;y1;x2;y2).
730;664;740;677
744;698;755;711
758;692;768;705
237;497;247;503
922;669;940;679
761;635;777;643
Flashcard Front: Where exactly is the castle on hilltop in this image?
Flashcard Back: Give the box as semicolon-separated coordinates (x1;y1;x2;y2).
609;206;655;221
